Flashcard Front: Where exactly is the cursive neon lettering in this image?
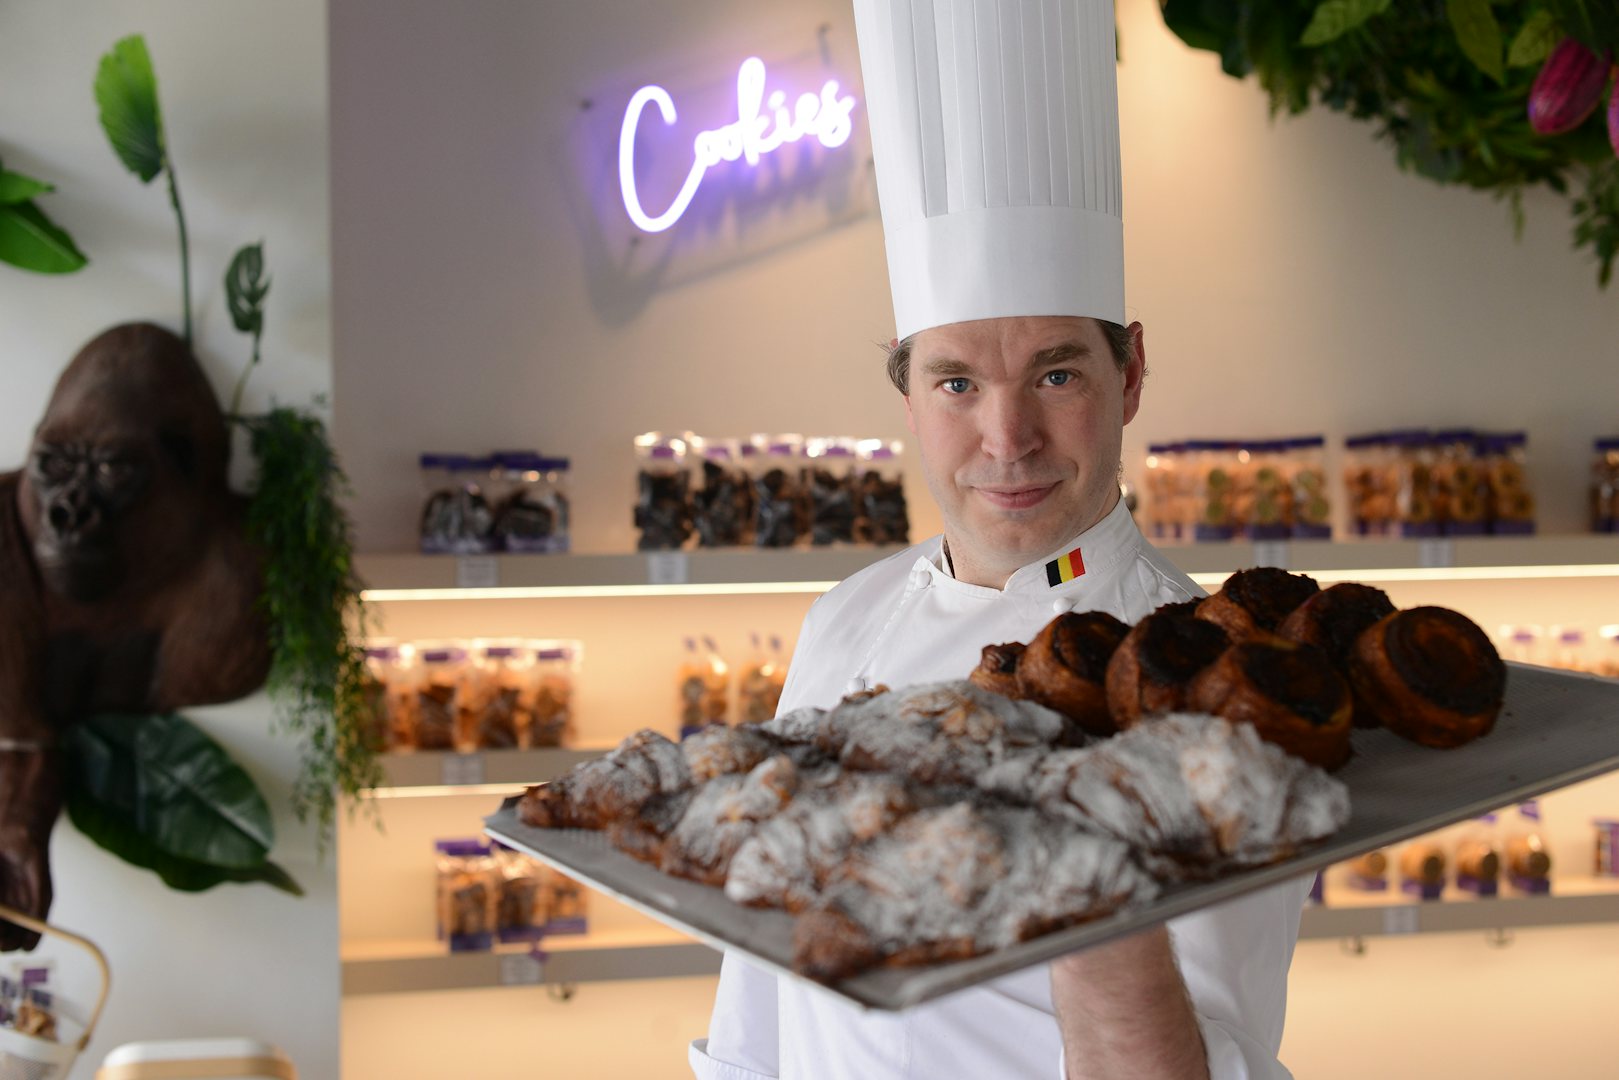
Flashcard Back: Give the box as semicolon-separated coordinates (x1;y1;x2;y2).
619;56;858;233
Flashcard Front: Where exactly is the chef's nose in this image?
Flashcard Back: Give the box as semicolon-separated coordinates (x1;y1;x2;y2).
978;388;1043;462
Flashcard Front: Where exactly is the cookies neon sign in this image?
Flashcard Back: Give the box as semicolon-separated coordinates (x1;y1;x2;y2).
618;56;858;234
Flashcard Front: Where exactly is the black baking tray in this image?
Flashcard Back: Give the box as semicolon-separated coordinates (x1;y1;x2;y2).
485;662;1619;1011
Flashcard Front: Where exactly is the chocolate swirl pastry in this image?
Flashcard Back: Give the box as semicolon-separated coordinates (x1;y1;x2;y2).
1277;583;1397;728
1196;567;1321;642
1348;606;1506;748
1106;611;1230;728
968;642;1026;698
1187;640;1354;770
1017;612;1131;738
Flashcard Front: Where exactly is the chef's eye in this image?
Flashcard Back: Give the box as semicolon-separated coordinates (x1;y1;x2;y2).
941;377;972;395
1043;370;1075;387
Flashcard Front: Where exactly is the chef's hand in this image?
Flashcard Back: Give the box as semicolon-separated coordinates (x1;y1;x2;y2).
1050;926;1210;1080
0;749;62;952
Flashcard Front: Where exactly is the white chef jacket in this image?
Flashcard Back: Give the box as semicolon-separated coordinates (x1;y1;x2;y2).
690;499;1306;1080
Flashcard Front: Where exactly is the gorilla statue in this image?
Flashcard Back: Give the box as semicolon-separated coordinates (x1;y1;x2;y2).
1;322;271;950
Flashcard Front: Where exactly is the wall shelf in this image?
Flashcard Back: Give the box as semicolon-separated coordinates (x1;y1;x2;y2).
1299;878;1619;941
356;535;1619;601
341;928;719;995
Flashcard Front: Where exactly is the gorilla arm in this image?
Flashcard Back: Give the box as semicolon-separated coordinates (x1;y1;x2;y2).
0;471;63;951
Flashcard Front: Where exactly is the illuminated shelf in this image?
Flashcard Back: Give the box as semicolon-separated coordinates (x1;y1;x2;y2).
340;928;718;995
356;535;1619;600
369;747;608;793
1299;878;1619;941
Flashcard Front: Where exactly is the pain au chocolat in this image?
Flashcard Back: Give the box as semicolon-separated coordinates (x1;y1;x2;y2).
1196;567;1320;642
1016;611;1132;737
1106;609;1230;729
1187;639;1354;770
1277;582;1397;727
1348;606;1506;748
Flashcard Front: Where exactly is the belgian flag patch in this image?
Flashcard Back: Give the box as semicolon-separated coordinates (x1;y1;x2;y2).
1044;547;1085;587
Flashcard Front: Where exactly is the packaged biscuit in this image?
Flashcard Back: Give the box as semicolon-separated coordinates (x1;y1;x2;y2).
1482;431;1535;535
528;640;581;748
435;839;496;952
1505;801;1553;894
1592;437;1619;533
737;633;788;725
1289;437;1331;539
412;642;467;751
493;452;572;554
492;843;546;943
544;870;589;934
691;437;754;548
1189;440;1237;542
1344;433;1397;537
854;439;910;544
359;640;414;752
633;432;693;551
1430;428;1486;536
752;434;808;548
805;437;859;546
1389;430;1440;538
461;639;534;751
679;636;730;737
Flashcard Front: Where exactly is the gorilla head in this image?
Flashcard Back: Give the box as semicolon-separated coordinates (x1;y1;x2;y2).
18;323;230;604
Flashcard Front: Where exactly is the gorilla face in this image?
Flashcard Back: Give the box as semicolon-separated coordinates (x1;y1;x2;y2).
18;323;228;605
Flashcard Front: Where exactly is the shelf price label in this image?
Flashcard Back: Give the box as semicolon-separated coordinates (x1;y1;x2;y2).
1381;906;1419;936
441;752;486;787
646;551;690;585
1418;539;1455;569
456;555;500;589
499;952;544;986
1252;541;1291;570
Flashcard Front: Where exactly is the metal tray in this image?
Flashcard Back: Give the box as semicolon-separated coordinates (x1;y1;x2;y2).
485;662;1619;1011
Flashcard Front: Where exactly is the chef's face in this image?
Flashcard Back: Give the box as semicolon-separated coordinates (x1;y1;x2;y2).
903;315;1145;588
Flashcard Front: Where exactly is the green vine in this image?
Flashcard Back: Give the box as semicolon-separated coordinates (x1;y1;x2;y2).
236;407;380;843
1159;1;1619;285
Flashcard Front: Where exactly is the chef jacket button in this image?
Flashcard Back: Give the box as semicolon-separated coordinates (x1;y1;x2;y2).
1051;597;1077;615
845;677;867;695
910;568;930;588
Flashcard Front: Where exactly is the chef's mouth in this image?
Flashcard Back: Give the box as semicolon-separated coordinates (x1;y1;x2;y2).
974;484;1058;511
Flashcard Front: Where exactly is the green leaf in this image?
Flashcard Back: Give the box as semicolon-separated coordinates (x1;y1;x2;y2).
1447;0;1506;84
95;34;166;182
0;200;88;273
225;242;270;335
1509;11;1564;68
70;713;275;869
0;167;54;205
1300;0;1393;48
66;788;302;896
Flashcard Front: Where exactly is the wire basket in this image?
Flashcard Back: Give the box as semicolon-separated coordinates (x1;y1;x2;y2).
0;906;111;1080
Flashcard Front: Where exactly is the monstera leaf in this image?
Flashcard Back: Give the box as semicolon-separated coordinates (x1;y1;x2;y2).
65;712;302;896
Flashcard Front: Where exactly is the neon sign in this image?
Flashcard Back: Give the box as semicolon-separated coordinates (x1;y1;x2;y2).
618;56;858;234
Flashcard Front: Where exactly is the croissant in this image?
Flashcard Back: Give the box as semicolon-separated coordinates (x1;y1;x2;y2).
519;729;690;828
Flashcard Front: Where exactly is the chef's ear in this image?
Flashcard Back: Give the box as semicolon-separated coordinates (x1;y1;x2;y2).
1120;321;1146;427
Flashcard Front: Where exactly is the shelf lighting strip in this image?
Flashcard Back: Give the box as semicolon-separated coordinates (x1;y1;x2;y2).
361;564;1619;602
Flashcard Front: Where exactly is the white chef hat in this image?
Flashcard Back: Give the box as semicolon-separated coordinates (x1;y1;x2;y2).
852;0;1124;341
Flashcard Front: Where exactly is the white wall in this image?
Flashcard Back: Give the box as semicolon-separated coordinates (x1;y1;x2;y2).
0;2;336;1076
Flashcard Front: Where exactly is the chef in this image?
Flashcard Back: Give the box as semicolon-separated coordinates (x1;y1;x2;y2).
690;2;1306;1077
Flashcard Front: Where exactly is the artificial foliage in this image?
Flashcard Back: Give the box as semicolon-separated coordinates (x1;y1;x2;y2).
237;407;381;841
1159;0;1619;284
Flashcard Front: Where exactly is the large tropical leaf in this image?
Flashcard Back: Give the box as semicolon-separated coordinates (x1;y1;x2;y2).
70;713;275;870
225;241;270;335
95;34;166;183
66;788;302;896
1509;10;1564;68
0;200;89;273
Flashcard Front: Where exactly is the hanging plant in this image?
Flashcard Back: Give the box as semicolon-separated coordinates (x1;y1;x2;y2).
1159;1;1619;285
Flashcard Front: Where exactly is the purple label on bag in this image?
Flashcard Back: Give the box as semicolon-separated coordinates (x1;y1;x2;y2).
1456;873;1499;897
1347;873;1389;892
1401;879;1444;901
1508;874;1552;894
